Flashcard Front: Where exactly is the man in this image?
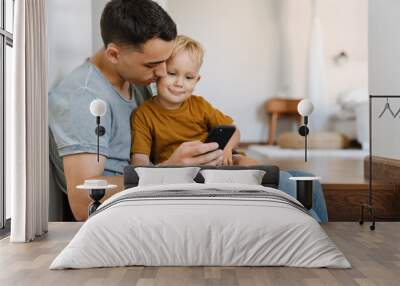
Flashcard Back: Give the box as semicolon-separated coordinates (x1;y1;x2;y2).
49;0;224;221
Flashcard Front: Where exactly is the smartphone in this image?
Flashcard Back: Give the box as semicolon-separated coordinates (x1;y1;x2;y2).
204;125;236;150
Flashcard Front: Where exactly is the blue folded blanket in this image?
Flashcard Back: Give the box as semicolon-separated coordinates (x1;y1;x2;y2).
279;170;328;223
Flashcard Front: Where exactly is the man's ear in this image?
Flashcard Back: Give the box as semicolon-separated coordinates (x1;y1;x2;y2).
104;43;121;64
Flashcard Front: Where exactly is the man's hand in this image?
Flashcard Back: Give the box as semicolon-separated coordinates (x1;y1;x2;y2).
161;141;223;166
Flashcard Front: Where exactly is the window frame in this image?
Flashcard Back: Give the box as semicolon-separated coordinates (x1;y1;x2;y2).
0;0;14;234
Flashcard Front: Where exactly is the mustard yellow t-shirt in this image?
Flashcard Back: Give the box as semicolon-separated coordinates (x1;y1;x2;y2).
131;95;234;164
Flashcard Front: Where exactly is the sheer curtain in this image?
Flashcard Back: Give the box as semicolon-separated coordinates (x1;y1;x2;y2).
9;0;49;242
307;0;329;131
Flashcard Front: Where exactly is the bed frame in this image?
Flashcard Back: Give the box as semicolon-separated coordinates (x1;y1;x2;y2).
123;165;280;189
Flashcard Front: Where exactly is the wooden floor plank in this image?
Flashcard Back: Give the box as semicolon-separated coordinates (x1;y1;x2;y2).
1;222;400;286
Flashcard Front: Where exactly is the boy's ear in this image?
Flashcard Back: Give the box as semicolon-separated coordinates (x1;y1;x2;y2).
196;75;201;83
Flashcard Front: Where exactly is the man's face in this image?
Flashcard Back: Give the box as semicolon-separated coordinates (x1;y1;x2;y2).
110;38;175;86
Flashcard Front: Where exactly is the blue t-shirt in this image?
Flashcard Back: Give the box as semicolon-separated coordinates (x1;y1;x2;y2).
49;60;151;193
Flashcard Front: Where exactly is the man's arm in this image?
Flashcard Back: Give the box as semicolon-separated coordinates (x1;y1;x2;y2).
160;141;223;166
131;142;223;166
131;153;151;165
63;153;123;221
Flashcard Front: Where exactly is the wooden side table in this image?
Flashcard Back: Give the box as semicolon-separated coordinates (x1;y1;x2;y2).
265;98;302;145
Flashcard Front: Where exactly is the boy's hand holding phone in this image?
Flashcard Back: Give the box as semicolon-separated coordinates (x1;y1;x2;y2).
222;147;233;165
204;125;238;166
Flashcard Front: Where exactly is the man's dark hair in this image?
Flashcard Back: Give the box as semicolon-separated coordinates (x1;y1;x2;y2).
100;0;177;48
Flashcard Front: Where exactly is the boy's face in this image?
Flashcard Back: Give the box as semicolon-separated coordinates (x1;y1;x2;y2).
156;50;201;106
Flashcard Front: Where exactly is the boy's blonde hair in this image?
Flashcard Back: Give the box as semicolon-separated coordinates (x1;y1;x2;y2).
172;35;204;68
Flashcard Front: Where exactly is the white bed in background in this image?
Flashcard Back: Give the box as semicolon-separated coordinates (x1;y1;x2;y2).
50;182;350;269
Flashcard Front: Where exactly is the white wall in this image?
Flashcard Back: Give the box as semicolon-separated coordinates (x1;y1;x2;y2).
91;0;110;52
369;0;400;95
168;0;368;142
280;0;367;101
168;0;280;142
369;0;400;160
47;0;93;90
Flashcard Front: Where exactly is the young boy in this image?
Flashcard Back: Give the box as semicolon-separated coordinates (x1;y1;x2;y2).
130;35;241;165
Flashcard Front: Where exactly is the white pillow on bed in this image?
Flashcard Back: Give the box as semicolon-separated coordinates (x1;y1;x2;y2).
135;167;201;186
200;169;266;185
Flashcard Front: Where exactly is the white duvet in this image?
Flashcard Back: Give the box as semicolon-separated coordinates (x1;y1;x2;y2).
50;183;351;269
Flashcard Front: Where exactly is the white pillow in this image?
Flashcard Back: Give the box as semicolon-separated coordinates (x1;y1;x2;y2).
135;167;201;186
200;169;266;185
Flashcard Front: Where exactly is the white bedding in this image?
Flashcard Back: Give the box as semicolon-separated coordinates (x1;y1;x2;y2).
50;183;351;269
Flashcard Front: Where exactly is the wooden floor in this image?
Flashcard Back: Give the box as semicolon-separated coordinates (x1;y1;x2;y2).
1;222;399;286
